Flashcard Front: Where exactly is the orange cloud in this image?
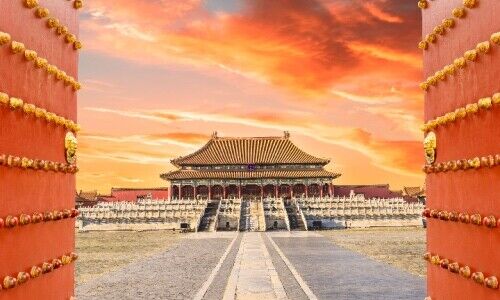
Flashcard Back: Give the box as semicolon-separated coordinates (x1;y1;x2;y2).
341;128;421;174
85;107;422;177
149;132;210;144
76;0;424;192
79;142;175;165
348;42;421;69
81;0;421;99
363;3;403;24
79;132;206;150
87;0;201;30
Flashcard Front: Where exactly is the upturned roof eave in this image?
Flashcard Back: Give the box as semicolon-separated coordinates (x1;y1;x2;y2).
171;160;330;167
159;169;341;181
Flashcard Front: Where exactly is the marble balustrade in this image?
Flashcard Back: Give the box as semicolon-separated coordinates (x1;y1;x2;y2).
77;195;424;231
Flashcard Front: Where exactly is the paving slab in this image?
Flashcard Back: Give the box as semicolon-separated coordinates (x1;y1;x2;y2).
203;234;243;300
185;232;239;239
223;233;287;300
267;231;323;238
272;236;426;300
76;231;425;300
76;237;232;300
262;233;309;300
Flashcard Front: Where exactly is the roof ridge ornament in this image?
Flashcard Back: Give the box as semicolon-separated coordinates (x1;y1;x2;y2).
283;131;290;139
212;131;218;139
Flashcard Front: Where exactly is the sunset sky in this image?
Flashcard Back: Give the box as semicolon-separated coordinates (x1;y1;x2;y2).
76;0;424;193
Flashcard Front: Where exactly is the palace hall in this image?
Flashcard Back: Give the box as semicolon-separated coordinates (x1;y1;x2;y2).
161;132;341;200
79;132;424;232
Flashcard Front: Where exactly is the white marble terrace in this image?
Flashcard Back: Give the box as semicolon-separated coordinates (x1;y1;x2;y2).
77;193;424;231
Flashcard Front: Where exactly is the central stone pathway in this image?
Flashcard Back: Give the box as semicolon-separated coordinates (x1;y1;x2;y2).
223;233;287;300
77;231;425;300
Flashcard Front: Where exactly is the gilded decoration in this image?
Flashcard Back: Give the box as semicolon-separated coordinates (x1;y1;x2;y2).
424;132;437;164
65;132;78;164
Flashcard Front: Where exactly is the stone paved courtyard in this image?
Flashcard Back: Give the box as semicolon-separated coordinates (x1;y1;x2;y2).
76;232;425;300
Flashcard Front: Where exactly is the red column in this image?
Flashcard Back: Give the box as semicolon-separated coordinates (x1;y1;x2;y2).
290;185;293;198
238;185;241;198
260;185;263;200
329;183;333;197
320;186;323;199
223;186;226;199
179;184;182;199
208;185;211;200
275;185;278;198
305;185;308;198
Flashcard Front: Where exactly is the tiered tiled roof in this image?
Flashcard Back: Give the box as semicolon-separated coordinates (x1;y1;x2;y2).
403;186;425;197
161;169;340;180
75;190;99;207
162;133;340;181
402;186;425;203
171;134;330;166
77;190;98;200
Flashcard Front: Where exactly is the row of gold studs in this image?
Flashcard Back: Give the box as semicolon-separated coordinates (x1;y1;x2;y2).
65;0;83;10
0;91;80;132
24;0;82;50
422;154;500;173
0;209;79;229
419;17;455;50
1;253;78;291
419;0;478;50
422;209;498;228
424;252;498;290
418;0;477;10
420;32;500;91
0;32;81;91
0;154;78;174
421;92;500;132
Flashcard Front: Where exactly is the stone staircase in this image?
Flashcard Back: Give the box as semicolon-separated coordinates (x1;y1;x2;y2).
198;200;219;232
285;201;307;231
239;200;250;231
251;200;263;231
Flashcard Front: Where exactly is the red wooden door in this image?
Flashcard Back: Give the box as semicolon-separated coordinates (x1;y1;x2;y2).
422;0;500;298
0;1;80;299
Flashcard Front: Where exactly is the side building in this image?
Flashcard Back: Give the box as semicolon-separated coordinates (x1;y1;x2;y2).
75;188;169;208
99;187;169;202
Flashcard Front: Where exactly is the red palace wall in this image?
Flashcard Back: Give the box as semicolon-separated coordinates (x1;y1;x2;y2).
421;0;500;299
0;1;80;299
333;184;402;199
109;188;170;202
